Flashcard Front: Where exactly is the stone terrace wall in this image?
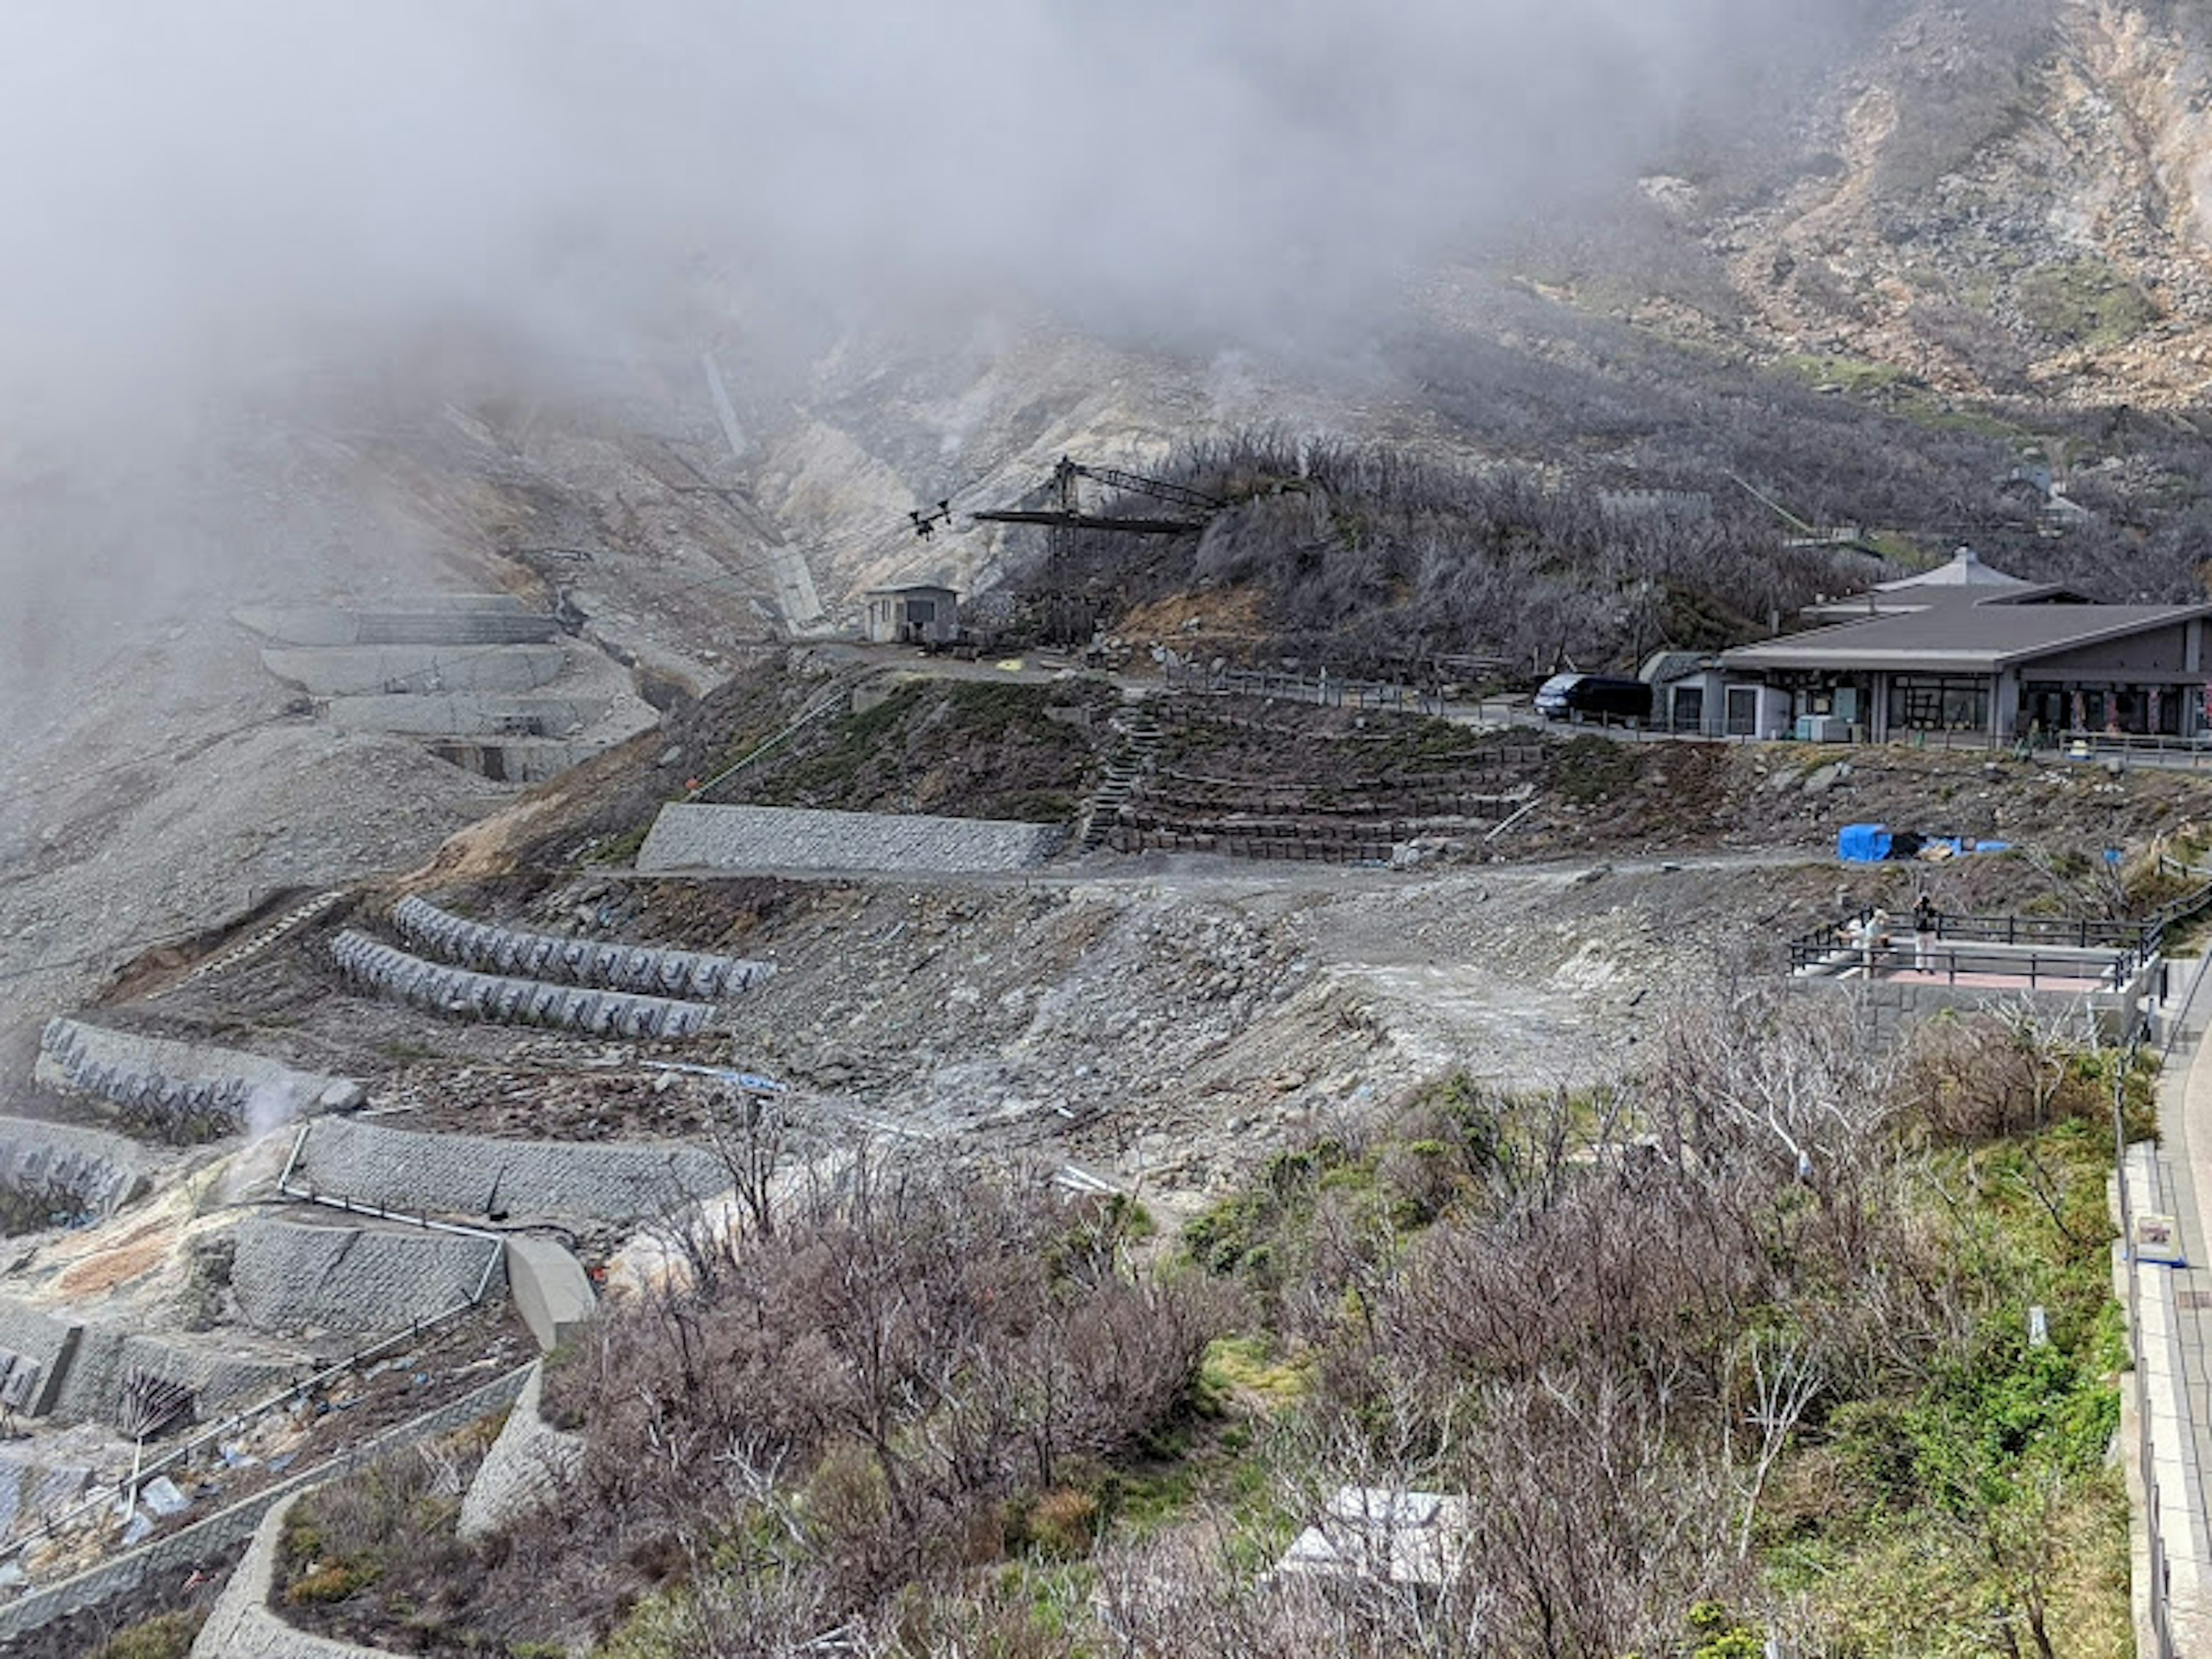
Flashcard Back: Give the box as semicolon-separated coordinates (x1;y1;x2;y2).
293;1116;724;1226
394;895;772;999
232;1218;503;1334
0;1116;147;1220
36;1019;363;1125
637;802;1067;876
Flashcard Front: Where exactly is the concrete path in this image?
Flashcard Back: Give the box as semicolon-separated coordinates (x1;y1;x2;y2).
2134;958;2212;1651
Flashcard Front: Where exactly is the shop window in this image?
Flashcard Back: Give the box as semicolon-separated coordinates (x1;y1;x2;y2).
1888;676;1989;732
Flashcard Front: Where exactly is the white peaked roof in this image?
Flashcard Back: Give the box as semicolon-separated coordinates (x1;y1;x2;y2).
1802;548;2088;620
1878;547;2035;592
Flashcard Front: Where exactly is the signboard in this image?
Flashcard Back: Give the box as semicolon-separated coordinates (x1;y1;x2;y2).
2135;1211;2186;1266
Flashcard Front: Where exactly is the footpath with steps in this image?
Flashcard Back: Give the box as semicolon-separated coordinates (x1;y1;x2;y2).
1077;702;1163;853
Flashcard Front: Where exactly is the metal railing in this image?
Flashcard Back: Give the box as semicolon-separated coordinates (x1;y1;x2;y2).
1162;661;1445;715
1931;914;2157;950
1787;933;2135;991
2;1127;509;1566
1793;889;2212;994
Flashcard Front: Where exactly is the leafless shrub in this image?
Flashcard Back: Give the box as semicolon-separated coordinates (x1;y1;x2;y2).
542;1151;1230;1649
1903;1006;2091;1143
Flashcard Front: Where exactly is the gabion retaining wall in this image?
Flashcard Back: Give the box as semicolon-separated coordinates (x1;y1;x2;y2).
0;1116;146;1222
393;895;771;999
328;933;712;1039
36;1020;363;1129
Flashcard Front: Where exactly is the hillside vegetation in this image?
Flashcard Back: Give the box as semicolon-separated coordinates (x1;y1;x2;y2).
267;999;2135;1658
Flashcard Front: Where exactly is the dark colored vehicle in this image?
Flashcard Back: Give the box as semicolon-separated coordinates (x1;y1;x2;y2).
1533;673;1653;722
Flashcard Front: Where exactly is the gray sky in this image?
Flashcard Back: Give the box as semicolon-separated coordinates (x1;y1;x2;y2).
0;0;1900;729
0;0;1891;425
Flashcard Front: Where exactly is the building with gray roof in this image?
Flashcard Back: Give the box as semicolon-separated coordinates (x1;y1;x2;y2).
1662;549;2212;741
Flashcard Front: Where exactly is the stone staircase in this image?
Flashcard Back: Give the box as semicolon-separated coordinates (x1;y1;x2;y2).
1078;703;1163;853
154;888;351;1001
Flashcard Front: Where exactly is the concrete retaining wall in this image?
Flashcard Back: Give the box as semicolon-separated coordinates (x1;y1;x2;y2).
456;1361;583;1541
421;737;605;784
0;1116;146;1221
0;1299;77;1418
637;801;1068;876
394;894;772;999
35;1019;363;1128
47;1328;294;1429
0;1366;530;1647
1791;974;2142;1042
329;932;712;1039
232;1218;503;1335
260;644;570;697
323;692;611;737
235;601;559;648
505;1237;593;1353
292;1116;724;1226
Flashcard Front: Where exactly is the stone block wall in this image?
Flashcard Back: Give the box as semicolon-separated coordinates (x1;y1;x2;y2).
291;1116;724;1226
0;1299;77;1418
456;1361;584;1541
329;932;712;1039
0;1293;300;1427
46;1327;295;1427
232;1218;503;1335
637;802;1067;876
393;894;771;999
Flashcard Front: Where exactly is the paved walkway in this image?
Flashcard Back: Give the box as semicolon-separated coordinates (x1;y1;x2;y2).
2133;957;2212;1651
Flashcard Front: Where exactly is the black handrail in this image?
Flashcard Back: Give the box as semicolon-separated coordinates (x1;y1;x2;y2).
1793;884;2212;988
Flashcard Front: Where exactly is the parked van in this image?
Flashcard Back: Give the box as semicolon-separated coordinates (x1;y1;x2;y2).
1534;673;1653;723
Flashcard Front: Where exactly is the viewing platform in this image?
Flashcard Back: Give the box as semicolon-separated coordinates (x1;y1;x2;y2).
1789;910;2164;1037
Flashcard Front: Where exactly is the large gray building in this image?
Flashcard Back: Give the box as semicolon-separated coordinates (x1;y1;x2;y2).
1667;550;2212;741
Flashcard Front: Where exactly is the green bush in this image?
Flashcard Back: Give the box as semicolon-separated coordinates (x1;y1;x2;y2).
88;1612;204;1659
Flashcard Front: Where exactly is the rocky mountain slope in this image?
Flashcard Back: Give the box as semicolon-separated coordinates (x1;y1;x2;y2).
1533;0;2212;408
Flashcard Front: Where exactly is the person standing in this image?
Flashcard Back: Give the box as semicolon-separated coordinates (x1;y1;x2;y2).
1912;893;1936;971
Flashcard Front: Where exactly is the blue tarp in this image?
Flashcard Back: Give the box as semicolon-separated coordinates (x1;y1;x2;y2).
1837;824;1892;863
